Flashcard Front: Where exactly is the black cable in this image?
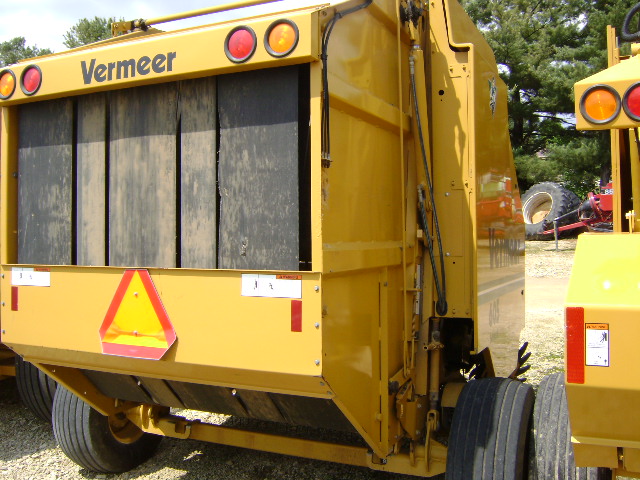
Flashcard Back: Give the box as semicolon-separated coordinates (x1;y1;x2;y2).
410;53;448;316
320;0;373;166
418;186;446;315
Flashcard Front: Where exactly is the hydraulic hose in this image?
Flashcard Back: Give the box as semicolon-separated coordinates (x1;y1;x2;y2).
320;0;373;165
410;51;448;317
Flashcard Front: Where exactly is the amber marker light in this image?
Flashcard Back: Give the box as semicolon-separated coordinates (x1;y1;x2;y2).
265;20;299;57
20;65;42;95
225;26;257;63
623;82;640;122
0;70;16;99
580;84;620;125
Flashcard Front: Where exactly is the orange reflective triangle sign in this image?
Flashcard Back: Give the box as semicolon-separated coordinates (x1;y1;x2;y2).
99;270;176;360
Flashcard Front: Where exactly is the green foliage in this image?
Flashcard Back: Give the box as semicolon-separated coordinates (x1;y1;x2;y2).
0;37;52;67
462;0;638;197
63;17;119;49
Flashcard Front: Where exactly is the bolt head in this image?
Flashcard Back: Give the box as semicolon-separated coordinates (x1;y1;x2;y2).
314;322;320;329
314;285;320;292
315;359;320;366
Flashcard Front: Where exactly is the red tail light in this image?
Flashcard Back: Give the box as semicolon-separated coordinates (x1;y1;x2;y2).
0;70;16;99
623;82;640;122
225;27;257;63
566;306;585;384
20;65;42;95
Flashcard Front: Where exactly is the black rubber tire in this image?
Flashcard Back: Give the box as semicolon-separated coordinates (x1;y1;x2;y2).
521;182;581;240
52;386;161;473
532;372;612;480
622;3;640;42
446;377;534;480
15;356;57;422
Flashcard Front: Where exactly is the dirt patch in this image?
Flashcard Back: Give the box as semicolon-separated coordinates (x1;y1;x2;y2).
521;239;577;386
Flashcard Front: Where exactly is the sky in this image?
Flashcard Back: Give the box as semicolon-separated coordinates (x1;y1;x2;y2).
0;0;339;54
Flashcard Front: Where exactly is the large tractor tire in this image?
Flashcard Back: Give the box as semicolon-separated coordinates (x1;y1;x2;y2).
52;386;161;473
15;355;57;422
522;182;581;240
446;377;534;480
531;372;611;480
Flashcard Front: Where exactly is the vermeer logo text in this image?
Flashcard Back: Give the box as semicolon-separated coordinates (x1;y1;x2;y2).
81;52;177;84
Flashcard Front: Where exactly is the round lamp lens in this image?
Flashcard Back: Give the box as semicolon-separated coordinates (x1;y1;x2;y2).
226;28;256;63
21;66;42;95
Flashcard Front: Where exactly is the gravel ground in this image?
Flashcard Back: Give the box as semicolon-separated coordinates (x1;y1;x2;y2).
0;241;574;480
520;238;577;386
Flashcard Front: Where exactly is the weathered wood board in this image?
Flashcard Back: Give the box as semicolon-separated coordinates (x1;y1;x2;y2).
109;84;178;268
76;94;107;266
217;66;300;271
179;78;218;269
18;99;73;265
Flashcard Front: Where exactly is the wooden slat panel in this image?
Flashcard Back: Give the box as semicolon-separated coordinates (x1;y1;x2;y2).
236;389;286;423
138;377;185;408
218;66;300;271
167;381;248;417
77;94;107;266
109;84;178;268
82;369;153;404
18;99;73;265
179;78;217;269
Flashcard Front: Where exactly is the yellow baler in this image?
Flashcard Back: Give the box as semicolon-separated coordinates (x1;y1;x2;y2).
0;1;532;477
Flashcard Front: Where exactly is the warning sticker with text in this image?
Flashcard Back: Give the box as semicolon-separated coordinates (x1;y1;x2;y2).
585;323;609;367
241;274;302;299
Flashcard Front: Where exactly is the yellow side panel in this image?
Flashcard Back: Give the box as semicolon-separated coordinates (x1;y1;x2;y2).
1;267;326;395
566;234;640;452
320;4;407;456
431;0;525;376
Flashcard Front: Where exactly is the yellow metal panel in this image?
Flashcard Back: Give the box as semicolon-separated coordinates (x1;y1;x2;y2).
2;267;325;395
0;107;18;266
625;448;640;474
0;11;320;106
566;234;640;451
318;3;409;458
431;0;524;372
323;270;383;454
573;442;618;469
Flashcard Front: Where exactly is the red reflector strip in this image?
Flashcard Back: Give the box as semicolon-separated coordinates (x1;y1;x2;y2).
101;343;170;360
291;300;302;332
566;306;585;384
11;286;18;311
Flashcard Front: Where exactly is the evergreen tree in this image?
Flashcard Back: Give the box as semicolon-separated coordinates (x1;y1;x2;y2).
462;0;637;196
0;37;52;67
63;17;119;49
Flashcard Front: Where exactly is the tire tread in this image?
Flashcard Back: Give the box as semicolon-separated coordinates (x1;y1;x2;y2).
15;356;57;422
52;386;161;473
532;372;612;480
446;378;534;480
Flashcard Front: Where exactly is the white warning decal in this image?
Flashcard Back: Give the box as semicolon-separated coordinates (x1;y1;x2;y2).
585;323;609;367
11;267;51;287
241;274;302;299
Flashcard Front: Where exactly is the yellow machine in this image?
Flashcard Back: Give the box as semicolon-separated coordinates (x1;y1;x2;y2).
554;3;640;479
0;0;533;477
